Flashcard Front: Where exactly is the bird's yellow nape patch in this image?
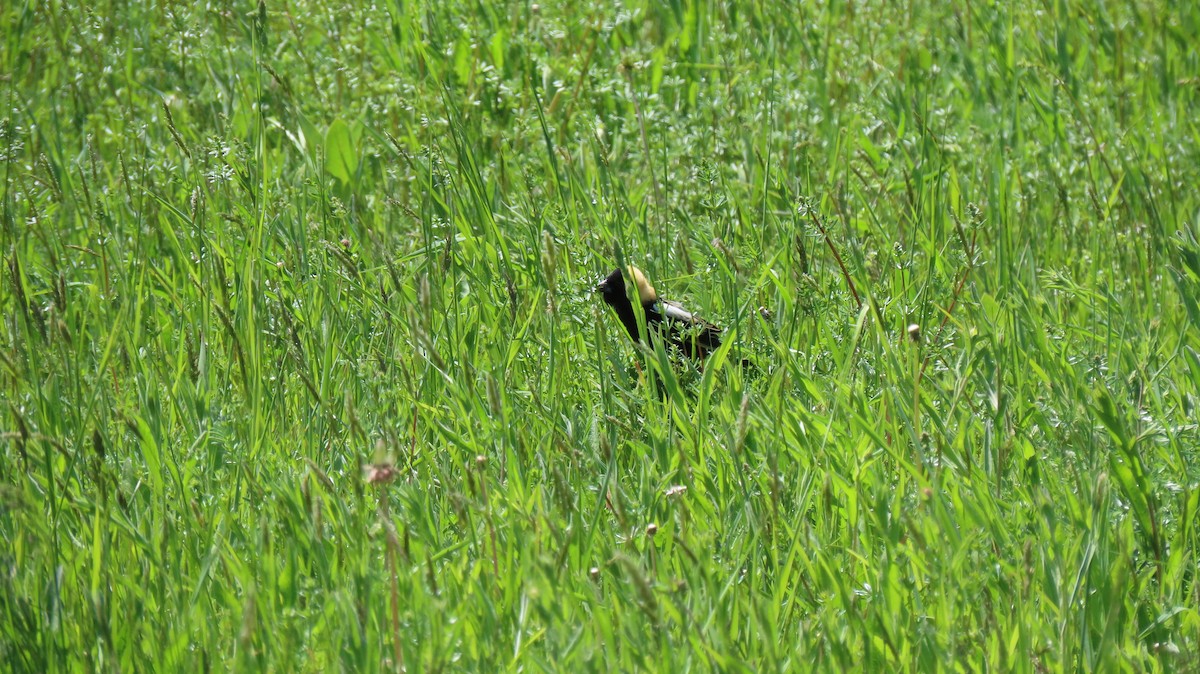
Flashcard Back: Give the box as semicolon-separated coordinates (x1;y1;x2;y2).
626;266;657;303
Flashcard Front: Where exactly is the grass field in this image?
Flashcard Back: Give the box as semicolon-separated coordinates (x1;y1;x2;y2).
3;0;1200;671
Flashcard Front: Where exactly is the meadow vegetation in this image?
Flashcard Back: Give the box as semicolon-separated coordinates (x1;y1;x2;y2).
2;0;1199;671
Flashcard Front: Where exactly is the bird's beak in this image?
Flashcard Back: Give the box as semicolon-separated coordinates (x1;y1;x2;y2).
594;279;608;293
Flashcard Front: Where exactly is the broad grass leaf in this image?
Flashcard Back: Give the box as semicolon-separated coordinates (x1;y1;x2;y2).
325;118;357;184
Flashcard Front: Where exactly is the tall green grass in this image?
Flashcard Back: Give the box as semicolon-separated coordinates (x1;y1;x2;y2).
2;0;1198;671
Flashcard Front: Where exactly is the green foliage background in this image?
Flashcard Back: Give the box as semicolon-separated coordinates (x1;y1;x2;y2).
2;0;1199;671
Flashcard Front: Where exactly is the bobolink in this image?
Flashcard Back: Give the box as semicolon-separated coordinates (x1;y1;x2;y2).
596;266;724;360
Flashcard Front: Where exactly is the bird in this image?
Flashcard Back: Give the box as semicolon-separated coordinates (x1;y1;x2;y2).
596;266;724;360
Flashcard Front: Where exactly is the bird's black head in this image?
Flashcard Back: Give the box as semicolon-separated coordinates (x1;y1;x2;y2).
596;268;628;308
596;266;656;306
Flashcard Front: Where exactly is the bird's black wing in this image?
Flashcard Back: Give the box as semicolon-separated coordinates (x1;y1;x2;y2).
653;299;724;358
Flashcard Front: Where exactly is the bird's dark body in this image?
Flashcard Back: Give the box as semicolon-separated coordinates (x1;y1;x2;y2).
596;267;724;360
